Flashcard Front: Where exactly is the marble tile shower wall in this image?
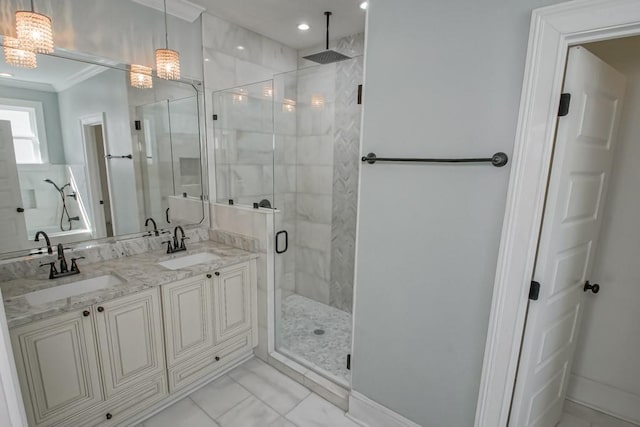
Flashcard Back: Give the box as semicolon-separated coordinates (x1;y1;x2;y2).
293;65;337;305
203;12;298;207
329;34;364;313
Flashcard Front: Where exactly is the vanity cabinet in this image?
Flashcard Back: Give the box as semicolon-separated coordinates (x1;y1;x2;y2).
163;260;257;392
11;288;167;427
10;259;257;426
10;310;103;426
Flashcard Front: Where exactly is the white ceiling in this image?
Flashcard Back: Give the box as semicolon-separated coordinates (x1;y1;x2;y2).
0;53;106;93
189;0;367;49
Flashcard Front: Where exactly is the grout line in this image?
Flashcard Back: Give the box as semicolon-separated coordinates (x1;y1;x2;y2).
186;396;221;426
227;360;313;417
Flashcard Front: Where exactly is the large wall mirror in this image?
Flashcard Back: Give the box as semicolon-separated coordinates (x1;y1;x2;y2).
0;49;205;258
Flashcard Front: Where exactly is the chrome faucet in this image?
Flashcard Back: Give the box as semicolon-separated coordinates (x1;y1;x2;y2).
164;226;188;254
39;243;85;280
145;217;159;236
34;231;53;254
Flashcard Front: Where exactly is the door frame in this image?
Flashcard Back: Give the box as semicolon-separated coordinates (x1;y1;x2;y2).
80;113;113;238
475;1;640;426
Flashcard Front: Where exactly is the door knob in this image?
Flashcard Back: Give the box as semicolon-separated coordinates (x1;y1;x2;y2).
584;281;600;294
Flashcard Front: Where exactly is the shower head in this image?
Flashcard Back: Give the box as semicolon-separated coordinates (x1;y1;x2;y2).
43;179;70;193
44;178;62;192
302;12;351;65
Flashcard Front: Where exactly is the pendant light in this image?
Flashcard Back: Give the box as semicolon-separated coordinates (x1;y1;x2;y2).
155;0;180;80
15;0;53;54
130;64;153;89
3;36;37;69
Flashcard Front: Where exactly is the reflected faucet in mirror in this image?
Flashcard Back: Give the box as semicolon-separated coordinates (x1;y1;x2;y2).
145;217;159;236
34;231;53;254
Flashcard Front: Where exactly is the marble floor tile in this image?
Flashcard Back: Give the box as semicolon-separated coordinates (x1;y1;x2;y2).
189;375;252;419
217;395;280;427
557;412;591;427
228;357;311;414
563;400;640;427
143;397;219;427
268;417;298;427
285;394;360;427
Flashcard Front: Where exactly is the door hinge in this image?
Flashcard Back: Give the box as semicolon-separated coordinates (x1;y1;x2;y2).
346;354;351;370
357;84;363;105
134;120;141;130
529;281;541;301
558;93;571;117
212;114;218;121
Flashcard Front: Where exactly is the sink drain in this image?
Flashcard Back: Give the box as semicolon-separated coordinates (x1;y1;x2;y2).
313;329;325;336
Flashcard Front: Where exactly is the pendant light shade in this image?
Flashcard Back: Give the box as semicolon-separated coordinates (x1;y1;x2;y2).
15;1;53;54
3;36;37;69
155;0;180;80
130;64;153;89
155;48;180;80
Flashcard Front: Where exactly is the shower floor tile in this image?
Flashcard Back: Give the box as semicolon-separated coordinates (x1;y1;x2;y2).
279;294;352;383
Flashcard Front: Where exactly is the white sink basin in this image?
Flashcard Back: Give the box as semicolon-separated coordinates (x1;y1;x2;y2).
24;275;123;306
158;252;220;270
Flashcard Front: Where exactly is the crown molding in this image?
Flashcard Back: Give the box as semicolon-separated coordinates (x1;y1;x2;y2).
130;0;205;23
54;64;109;92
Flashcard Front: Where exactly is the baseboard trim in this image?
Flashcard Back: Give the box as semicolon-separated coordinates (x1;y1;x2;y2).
567;374;640;425
347;391;420;427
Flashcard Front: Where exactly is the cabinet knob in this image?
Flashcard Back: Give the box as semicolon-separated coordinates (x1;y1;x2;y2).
105;413;113;420
83;310;90;317
214;356;220;361
97;306;104;312
206;274;212;279
214;272;220;276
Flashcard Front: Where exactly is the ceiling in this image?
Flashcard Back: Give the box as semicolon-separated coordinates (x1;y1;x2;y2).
0;53;106;93
189;0;367;49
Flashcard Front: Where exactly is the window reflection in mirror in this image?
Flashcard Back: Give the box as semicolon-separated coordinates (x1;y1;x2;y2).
0;51;203;256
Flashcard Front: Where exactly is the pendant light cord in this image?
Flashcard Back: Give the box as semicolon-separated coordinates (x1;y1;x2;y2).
163;0;169;49
30;0;35;12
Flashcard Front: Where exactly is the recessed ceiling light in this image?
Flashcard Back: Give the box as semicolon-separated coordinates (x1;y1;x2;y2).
360;2;368;10
297;23;310;31
0;72;13;78
237;45;245;51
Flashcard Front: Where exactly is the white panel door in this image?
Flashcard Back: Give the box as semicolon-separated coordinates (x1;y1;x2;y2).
94;288;165;398
509;47;626;427
162;274;214;366
213;262;252;343
10;309;103;426
0;120;28;252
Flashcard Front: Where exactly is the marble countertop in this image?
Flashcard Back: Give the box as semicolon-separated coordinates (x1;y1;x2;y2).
1;241;258;328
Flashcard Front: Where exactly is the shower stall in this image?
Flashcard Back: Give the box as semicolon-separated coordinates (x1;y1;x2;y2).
213;55;363;386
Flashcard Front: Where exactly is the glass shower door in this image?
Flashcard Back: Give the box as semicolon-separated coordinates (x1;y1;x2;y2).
272;58;363;387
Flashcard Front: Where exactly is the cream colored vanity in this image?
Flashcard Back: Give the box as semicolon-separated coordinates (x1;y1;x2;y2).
6;248;257;427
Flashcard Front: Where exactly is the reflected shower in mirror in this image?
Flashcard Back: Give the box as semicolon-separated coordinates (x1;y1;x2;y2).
0;48;204;256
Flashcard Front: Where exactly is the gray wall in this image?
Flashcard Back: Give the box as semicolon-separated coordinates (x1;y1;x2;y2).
352;0;564;425
0;0;203;80
58;69;141;235
0;85;65;164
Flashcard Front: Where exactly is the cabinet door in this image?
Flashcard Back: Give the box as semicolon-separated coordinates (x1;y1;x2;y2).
213;262;252;343
94;288;165;398
162;274;214;366
10;309;103;426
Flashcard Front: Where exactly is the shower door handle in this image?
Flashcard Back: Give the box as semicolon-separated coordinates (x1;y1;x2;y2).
276;230;288;254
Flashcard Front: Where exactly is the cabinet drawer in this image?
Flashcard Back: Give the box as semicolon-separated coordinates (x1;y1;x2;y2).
168;332;252;392
55;374;168;427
